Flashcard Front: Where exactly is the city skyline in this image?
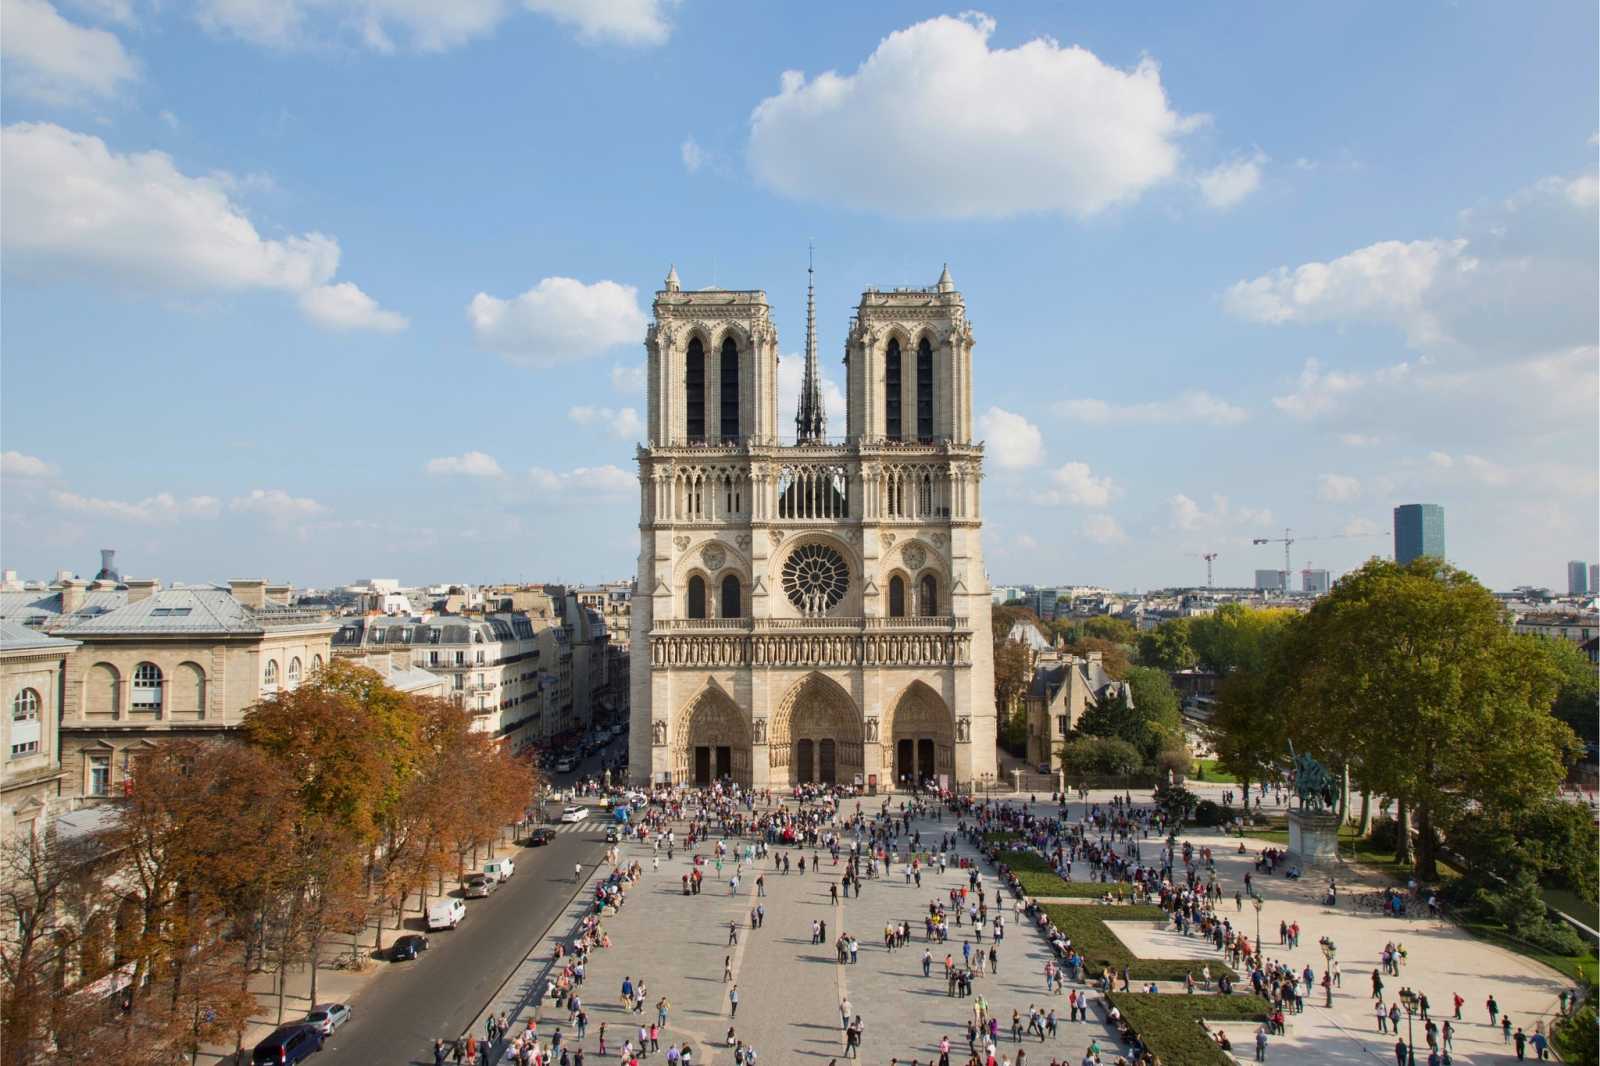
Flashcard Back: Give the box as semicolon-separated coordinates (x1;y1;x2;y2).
2;4;1596;592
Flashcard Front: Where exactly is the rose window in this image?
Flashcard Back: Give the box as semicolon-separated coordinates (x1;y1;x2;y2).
782;544;849;614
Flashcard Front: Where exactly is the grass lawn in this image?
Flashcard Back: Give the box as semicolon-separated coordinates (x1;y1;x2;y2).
996;849;1116;898
1105;991;1271;1066
981;831;1022;845
1040;903;1235;981
1191;758;1239;784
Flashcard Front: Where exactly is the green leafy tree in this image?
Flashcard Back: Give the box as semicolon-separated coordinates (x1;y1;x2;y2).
1138;618;1197;671
1078;667;1186;767
1189;604;1296;674
1060;736;1143;780
1207;666;1290;804
1081;615;1138;645
1541;634;1600;748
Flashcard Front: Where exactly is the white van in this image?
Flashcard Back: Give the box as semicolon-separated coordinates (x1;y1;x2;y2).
482;858;515;883
426;898;465;931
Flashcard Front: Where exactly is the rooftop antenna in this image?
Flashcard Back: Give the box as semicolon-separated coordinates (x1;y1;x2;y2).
795;240;827;443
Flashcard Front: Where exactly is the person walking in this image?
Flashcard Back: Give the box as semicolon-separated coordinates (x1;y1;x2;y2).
1254;1025;1268;1062
729;985;739;1018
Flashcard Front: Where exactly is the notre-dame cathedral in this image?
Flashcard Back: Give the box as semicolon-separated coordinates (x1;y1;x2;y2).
627;262;997;791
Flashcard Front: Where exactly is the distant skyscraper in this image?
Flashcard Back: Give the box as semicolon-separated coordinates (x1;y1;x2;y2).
1590;564;1598;596
1568;560;1590;596
1254;569;1284;592
1302;569;1330;594
1393;504;1445;565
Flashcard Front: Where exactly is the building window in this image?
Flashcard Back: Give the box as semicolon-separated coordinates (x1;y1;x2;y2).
918;574;938;616
721;574;741;619
685;337;706;443
312;653;324;672
884;338;902;441
1057;715;1068;737
455;651;465;665
430;651;440;666
687;576;707;620
89;754;111;797
10;688;40;757
131;662;163;712
454;674;464;690
263;659;279;691
720;336;740;442
476;650;485;665
888;576;906;618
287;657;302;688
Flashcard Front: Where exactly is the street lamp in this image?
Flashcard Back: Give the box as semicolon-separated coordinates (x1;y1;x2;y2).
1319;938;1336;1008
1398;988;1418;1066
1251;894;1264;956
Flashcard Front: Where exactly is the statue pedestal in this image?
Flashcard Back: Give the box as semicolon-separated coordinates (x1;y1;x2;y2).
1287;808;1342;866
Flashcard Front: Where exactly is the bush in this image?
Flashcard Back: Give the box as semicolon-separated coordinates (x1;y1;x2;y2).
1040;904;1235;981
1061;735;1143;779
1156;745;1195;781
1105;992;1271;1066
1552;1004;1598;1066
1193;799;1226;827
1368;816;1401;853
1477;871;1590;956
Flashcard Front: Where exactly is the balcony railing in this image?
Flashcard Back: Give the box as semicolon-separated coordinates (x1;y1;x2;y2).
654;615;966;632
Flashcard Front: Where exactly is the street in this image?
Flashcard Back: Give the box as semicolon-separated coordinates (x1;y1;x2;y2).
316;740;621;1065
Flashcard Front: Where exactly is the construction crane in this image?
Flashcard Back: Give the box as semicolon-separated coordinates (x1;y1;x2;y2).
1184;551;1220;588
1253;528;1384;589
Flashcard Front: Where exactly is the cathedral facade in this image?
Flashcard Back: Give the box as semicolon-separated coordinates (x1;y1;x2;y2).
627;264;997;791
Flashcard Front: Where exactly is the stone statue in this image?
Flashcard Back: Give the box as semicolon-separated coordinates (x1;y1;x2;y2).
956;716;971;743
752;718;767;744
1287;741;1342;813
864;717;879;742
652;718;667;746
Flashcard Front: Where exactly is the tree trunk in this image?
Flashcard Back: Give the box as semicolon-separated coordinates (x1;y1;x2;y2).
374;904;386;955
1338;765;1351;823
1357;789;1372;836
275;960;286;1023
1414;802;1438;882
308;933;321;1005
1394;798;1412;866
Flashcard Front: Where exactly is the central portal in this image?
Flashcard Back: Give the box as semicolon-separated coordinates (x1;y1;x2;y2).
771;673;862;787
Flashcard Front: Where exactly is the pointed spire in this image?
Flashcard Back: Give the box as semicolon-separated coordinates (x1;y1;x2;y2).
795;242;826;443
664;264;681;292
936;263;954;293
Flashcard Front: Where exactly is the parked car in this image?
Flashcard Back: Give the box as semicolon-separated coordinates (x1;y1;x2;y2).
427;898;465;930
252;1025;323;1064
390;934;429;961
304;1003;351;1036
483;858;515;882
560;806;586;823
461;873;493;899
527;827;556;846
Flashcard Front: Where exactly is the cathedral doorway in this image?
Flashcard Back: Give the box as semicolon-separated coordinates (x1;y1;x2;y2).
771;673;862;786
673;687;750;788
887;682;955;790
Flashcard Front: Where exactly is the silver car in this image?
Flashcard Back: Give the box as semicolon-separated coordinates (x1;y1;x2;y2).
462;873;493;899
305;1002;351;1035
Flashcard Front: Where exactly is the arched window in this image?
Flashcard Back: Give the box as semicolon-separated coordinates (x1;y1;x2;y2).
288;657;302;688
131;662;163;712
884;338;902;441
720;337;740;442
687;576;707;620
721;574;741;619
916;337;934;441
10;688;40;758
312;653;324;672
918;574;938;616
685;337;705;443
12;688;39;721
888;575;906;618
263;659;280;691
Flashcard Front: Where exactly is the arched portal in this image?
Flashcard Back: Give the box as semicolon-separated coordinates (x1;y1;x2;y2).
886;682;955;790
770;673;863;786
672;686;750;787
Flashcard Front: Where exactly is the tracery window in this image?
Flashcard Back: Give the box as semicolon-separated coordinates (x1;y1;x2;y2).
720;337;740;442
721;574;742;619
687;576;707;620
686;338;706;443
782;544;849;615
917;337;934;441
885;338;903;441
888;576;906;618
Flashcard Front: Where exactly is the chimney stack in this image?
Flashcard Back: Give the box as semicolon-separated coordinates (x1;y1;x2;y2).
126;578;161;604
229;579;267;609
60;578;86;616
94;549;121;583
266;583;292;606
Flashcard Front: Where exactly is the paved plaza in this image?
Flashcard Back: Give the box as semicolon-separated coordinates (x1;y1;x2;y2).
467;790;1572;1064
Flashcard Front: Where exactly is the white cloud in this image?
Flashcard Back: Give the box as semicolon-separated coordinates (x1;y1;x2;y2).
158;109;180;129
1082;513;1127;545
523;0;674;46
610;363;646;393
51;489;221;523
527;464;634;495
975;407;1043;468
1317;473;1361;502
1461;454;1510;486
1563;173;1599;208
568;405;643;441
1;450;57;478
680;137;705;174
1428;451;1454;469
1343;517;1380;537
1271;358;1368;419
1;0;138;105
1058;390;1246;426
425;451;504;478
230;487;325;518
1;123;404;331
299;281;409;332
1168;493;1272;533
468;277;646;367
748;13;1208;219
776;353;847;437
1339;433;1380;447
1196;151;1265;210
1035;462;1117;508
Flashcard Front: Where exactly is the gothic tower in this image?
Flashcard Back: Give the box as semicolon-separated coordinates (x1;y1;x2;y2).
629;264;996;791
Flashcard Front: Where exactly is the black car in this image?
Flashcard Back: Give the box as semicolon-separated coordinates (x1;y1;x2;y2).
252;1025;323;1064
390;934;429;961
527;827;556;846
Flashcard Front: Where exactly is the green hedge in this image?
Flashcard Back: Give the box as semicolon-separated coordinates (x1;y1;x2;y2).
1105;991;1271;1066
998;849;1120;898
1040;904;1235;981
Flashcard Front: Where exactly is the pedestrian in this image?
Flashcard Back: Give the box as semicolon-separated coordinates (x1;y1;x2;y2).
723;956;733;982
1254;1025;1268;1062
730;985;739;1018
1395;1038;1408;1066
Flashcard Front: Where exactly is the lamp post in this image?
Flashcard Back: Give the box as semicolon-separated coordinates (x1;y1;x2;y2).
1252;894;1264;956
1320;938;1336;1007
1398;988;1418;1066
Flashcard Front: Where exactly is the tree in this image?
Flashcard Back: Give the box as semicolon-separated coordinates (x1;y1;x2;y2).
1064;636;1131;679
993;639;1032;757
1060;736;1143;780
1080;616;1138;645
1542;634;1600;749
1076;666;1185;768
1137;618;1197;672
1189;604;1296;674
1207;666;1291;806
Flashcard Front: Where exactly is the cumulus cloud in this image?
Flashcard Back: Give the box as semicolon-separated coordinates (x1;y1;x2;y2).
524;0;674;46
1035;462;1116;508
776;353;847;437
568;405;643;441
1168;493;1272;533
975;407;1043;468
1082;513;1127;545
468;277;646;367
1058;390;1246;426
1;450;57;478
230;488;325;518
425;451;504;478
528;464;634;495
1271;358;1369;419
748;13;1208;219
1;122;404;331
1196;151;1265;210
680;137;705;174
1317;474;1361;502
51;489;221;523
1343;517;1381;537
1;0;138;105
610;363;646;393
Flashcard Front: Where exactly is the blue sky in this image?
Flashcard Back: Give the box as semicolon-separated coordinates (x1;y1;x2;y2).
2;1;1595;592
